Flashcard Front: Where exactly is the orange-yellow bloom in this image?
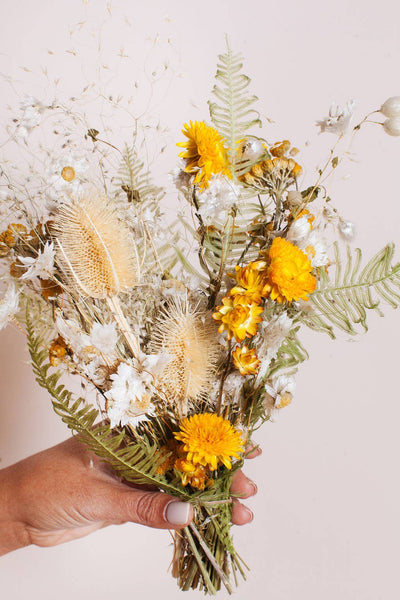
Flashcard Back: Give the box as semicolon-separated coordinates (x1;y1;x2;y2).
229;260;268;304
232;345;260;376
212;295;263;342
263;237;316;303
174;413;244;471
177;121;231;190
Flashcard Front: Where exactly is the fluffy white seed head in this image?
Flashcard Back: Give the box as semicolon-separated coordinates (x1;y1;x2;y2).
51;193;138;298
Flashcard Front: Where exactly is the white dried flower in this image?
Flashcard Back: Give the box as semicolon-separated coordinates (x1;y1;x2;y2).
380;97;400;118
105;353;168;428
238;139;264;161
287;216;312;244
197;175;240;224
19;242;55;280
339;220;355;241
263;374;296;417
88;322;118;356
55;315;90;353
45;152;89;206
317;100;355;135
322;204;339;224
256;314;293;384
0;283;20;330
286;190;303;207
383;117;400;137
15;95;46;142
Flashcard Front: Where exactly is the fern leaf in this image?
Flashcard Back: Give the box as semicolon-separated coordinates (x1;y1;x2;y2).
25;305;190;499
208;38;261;171
307;242;400;335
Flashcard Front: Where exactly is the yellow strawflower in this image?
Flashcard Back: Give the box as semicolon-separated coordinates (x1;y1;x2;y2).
263;237;316;303
174;413;244;471
212;295;263;342
177;121;231;190
229;260;268;304
232;345;260;376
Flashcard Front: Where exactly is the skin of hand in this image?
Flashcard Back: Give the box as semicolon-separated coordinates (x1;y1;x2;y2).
0;436;260;556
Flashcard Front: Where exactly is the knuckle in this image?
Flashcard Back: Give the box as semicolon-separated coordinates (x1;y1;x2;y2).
133;492;162;526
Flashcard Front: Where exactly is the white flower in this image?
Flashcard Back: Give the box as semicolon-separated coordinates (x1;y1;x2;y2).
287;217;328;268
383;117;400;137
238;139;264;161
56;315;90;353
19;242;55;280
263;374;296;416
88;322;118;355
15;95;46;142
380;97;400;118
0;283;20;330
306;230;329;268
317;100;355;135
287;216;312;244
197;175;240;224
105;361;154;428
339;219;355;241
45;152;89;206
256;314;293;383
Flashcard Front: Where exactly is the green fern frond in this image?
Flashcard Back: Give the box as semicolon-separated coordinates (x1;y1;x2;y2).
208;38;261;172
115;144;164;206
267;327;308;378
308;242;400;335
25;305;189;498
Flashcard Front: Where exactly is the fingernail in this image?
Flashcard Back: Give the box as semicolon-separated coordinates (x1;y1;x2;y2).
165;501;192;526
248;479;258;495
243;506;254;523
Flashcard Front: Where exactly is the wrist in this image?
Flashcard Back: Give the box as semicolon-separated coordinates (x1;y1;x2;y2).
0;466;30;556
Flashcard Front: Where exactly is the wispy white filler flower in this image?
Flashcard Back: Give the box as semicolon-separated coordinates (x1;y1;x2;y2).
197;175;240;224
19;242;55;280
0;283;20;330
15;95;46;142
317;100;355;135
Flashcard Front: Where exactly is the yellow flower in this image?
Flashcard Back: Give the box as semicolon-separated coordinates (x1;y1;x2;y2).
174;413;244;471
61;166;76;182
212;295;263;342
177;121;231;190
263;237;316;303
174;458;213;490
232;345;260;376
229;260;268;304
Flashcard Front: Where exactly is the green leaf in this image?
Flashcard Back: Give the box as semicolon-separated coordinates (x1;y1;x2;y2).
307;242;400;335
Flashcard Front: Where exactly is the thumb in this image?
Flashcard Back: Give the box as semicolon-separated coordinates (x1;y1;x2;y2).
109;487;193;530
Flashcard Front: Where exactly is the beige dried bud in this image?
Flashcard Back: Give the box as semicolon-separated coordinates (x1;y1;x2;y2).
51;193;139;298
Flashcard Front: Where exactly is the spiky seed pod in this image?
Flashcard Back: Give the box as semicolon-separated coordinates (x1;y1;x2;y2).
51;193;138;298
149;299;220;415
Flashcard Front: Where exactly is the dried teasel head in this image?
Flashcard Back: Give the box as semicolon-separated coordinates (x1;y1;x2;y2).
51;193;139;298
149;298;220;415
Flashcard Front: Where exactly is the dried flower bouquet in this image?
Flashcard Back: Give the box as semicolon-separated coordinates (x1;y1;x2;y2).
1;41;400;594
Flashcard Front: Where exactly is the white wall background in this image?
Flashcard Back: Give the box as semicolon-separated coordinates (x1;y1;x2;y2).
1;0;400;598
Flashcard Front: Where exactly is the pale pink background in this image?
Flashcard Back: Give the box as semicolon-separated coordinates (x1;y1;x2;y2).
1;1;400;598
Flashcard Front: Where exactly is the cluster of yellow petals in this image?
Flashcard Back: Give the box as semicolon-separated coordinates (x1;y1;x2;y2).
232;345;260;376
212;295;263;342
174;413;244;472
177;121;231;190
263;237;316;303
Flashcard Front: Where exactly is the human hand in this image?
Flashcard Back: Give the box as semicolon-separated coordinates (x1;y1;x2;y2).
0;436;260;555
